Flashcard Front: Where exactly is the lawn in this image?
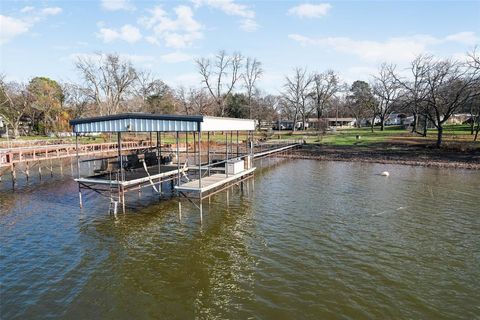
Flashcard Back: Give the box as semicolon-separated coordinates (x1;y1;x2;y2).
269;125;479;148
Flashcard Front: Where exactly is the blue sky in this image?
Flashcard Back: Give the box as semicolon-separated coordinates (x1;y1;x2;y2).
1;0;479;93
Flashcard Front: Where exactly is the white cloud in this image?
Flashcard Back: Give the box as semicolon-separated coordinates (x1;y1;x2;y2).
41;7;62;16
97;24;142;43
101;0;135;11
193;0;254;18
444;32;479;46
288;32;476;63
0;7;63;44
288;3;332;18
20;6;35;13
0;15;30;44
140;5;203;48
240;19;259;32
160;52;193;63
192;0;258;32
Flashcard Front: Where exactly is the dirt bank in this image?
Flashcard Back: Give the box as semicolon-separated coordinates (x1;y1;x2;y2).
283;144;480;170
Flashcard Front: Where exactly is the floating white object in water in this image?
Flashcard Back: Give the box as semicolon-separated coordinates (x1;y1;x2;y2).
381;171;390;177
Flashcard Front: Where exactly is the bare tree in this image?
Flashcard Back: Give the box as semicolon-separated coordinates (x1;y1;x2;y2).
196;50;243;116
391;54;432;135
311;70;340;130
75;53;138;116
282;67;313;131
62;83;91;118
176;86;192;115
189;88;212;115
243;57;263;118
466;47;480;140
423;58;478;147
0;77;32;138
252;92;278;129
372;63;402;131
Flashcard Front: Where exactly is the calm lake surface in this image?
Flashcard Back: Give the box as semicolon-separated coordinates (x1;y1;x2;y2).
1;159;479;319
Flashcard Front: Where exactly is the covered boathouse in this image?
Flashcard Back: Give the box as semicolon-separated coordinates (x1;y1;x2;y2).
70;113;256;213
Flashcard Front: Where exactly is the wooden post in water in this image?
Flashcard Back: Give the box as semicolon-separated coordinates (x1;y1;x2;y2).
10;164;16;186
25;162;30;181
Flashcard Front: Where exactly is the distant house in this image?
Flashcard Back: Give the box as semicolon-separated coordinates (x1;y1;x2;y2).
273;120;309;130
385;113;407;126
446;113;472;125
308;117;355;128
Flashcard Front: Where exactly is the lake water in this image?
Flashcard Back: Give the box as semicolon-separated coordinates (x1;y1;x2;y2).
1;159;479;319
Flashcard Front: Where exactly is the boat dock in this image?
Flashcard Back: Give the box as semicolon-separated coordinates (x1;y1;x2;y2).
67;113;301;214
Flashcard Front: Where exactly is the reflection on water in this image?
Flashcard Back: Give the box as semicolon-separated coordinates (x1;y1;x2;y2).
1;159;479;319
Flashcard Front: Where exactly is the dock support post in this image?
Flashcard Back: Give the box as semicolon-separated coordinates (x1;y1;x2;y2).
230;132;233;159
178;200;182;219
117;132;123;182
76;133;82;208
176;131;180;188
236;130;239;158
225;132;229;178
198;129;202;191
193;131;196;165
78;186;83;208
121;186;126;214
207;132;211;176
157;131;162;193
185;132;188;163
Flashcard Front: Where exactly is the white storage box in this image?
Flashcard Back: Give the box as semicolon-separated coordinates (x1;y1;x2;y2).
226;159;244;175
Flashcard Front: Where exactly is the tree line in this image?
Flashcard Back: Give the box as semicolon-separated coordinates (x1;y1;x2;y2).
1;48;479;147
280;49;479;147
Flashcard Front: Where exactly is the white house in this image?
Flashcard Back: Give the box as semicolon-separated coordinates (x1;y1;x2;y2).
385;113;407;125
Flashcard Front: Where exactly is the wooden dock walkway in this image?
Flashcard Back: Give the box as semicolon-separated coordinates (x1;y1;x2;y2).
0;141;155;168
175;167;256;194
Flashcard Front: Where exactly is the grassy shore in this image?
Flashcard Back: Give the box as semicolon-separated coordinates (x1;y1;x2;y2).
271;125;479;149
276;125;480;169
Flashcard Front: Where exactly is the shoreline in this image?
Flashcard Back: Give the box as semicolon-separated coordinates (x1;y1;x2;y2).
283;145;480;170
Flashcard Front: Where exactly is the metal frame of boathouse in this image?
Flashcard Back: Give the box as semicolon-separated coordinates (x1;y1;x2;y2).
70;113;257;214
